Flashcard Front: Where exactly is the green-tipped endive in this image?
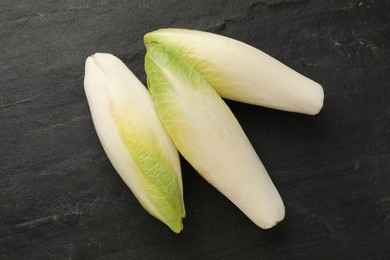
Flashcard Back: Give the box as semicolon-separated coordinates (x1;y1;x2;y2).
144;28;324;115
145;45;285;229
84;53;185;233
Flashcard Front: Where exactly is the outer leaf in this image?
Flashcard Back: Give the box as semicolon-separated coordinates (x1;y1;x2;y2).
145;45;285;229
84;53;185;233
144;28;324;115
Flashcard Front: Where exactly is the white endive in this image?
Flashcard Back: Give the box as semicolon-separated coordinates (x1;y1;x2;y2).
144;28;324;115
145;45;285;229
84;53;185;233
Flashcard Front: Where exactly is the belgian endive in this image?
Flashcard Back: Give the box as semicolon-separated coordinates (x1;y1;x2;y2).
145;45;285;229
84;53;185;233
144;28;324;115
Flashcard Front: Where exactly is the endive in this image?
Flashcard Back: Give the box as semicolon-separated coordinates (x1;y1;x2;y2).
145;45;285;229
84;53;185;233
144;28;324;115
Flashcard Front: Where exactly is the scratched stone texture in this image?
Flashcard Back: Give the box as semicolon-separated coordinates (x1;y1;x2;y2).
1;0;389;259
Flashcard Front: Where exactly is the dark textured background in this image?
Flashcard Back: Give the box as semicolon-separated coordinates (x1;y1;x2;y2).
1;0;389;259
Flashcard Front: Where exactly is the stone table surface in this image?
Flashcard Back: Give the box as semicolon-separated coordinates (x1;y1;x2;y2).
1;1;389;259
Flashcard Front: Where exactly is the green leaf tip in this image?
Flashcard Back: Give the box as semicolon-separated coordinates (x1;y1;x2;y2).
110;103;185;233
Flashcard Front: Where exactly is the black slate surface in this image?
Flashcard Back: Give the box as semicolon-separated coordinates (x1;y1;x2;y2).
1;0;389;259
